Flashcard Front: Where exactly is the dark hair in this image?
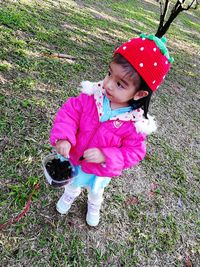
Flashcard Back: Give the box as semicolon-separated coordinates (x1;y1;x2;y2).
112;54;152;119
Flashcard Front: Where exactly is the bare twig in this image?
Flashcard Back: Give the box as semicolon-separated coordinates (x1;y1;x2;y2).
42;52;76;60
163;0;170;20
158;0;169;30
182;0;197;10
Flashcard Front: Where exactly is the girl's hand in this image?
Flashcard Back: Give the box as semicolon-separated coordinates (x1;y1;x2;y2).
83;148;105;164
56;140;71;158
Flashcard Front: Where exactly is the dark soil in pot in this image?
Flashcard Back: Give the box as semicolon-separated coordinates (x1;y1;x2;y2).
45;158;72;181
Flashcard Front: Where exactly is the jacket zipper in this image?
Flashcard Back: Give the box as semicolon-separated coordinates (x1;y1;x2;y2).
79;122;101;161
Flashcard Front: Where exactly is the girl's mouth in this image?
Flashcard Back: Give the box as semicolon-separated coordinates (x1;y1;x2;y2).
106;91;112;97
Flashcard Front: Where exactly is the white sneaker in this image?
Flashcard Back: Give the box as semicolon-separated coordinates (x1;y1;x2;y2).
86;202;101;227
56;193;76;214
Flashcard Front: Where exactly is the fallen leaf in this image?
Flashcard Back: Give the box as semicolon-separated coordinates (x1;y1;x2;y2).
150;183;158;191
145;154;152;161
185;255;191;267
125;196;139;205
148;191;156;198
148;183;159;198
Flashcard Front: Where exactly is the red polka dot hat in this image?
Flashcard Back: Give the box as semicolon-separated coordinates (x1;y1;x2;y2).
114;33;174;91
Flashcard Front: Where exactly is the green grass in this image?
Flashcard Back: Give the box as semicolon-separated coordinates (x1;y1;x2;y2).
0;0;200;266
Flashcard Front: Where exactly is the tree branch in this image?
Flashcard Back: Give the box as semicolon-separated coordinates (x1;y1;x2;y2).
163;0;170;18
159;0;164;16
182;0;197;10
172;0;182;12
157;0;170;33
155;0;199;37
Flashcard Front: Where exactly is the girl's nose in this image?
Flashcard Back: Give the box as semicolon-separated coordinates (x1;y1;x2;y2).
106;79;114;91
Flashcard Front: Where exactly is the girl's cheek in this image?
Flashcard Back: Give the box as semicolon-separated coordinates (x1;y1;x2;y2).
104;76;108;82
102;77;108;88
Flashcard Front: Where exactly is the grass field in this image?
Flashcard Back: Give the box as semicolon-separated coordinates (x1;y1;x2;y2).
0;0;200;266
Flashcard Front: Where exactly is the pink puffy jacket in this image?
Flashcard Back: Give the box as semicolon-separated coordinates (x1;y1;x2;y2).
50;81;157;177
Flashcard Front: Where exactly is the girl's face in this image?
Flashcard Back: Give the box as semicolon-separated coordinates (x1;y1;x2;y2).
103;62;141;109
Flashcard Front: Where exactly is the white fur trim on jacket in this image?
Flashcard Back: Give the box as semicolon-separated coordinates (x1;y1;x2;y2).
80;80;103;95
134;115;157;135
80;80;157;135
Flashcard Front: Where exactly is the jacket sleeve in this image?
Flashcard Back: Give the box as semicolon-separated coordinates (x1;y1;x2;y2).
50;94;83;146
100;131;146;176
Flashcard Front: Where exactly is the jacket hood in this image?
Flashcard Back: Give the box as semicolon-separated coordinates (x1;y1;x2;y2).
80;80;157;135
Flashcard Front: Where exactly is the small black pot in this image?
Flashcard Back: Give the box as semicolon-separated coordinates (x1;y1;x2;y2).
42;153;76;188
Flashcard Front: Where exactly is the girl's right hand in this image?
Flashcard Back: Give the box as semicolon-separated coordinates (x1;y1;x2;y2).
56;140;71;158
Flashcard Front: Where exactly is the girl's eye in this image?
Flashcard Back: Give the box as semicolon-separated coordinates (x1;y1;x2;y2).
117;82;124;88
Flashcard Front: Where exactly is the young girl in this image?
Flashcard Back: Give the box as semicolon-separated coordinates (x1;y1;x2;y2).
50;33;174;227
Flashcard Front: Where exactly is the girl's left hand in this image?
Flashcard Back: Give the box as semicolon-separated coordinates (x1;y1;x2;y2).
83;148;105;163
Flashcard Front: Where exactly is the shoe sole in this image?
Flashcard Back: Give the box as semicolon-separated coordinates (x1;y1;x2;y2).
56;204;70;215
86;214;99;227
